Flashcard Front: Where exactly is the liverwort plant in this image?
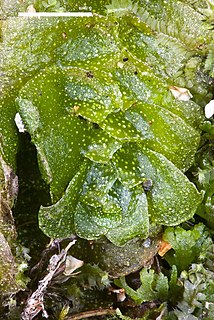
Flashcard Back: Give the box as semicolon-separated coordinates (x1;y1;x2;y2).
1;1;213;247
0;0;213;318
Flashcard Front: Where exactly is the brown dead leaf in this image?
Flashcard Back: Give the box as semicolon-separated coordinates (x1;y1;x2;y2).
158;240;172;257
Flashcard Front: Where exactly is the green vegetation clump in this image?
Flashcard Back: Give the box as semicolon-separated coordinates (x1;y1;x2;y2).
0;0;213;319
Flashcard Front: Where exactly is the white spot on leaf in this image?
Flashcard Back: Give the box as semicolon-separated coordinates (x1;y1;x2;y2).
26;5;36;13
110;288;126;302
14;113;26;133
169;86;193;101
63;255;84;276
204;99;214;118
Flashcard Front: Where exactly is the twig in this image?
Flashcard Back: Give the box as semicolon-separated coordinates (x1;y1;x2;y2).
30;236;76;275
21;239;77;320
67;308;117;320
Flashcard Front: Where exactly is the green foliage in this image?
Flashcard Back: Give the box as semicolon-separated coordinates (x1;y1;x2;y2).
205;43;214;78
40;0;66;12
0;0;21;17
199;1;214;77
0;0;214;318
0;0;66;14
173;264;214;319
107;0;213;105
1;2;211;244
192;142;214;228
114;268;170;304
9;0;67;12
107;0;212;50
70;264;110;290
0;0;110;15
199;0;214;22
162;223;213;272
115;227;214;318
106;0;139;16
115;263;214;318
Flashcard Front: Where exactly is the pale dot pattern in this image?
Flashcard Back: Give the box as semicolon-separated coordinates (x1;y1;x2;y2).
0;13;204;245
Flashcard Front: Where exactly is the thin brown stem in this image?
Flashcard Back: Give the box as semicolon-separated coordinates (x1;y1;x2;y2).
67;308;117;320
